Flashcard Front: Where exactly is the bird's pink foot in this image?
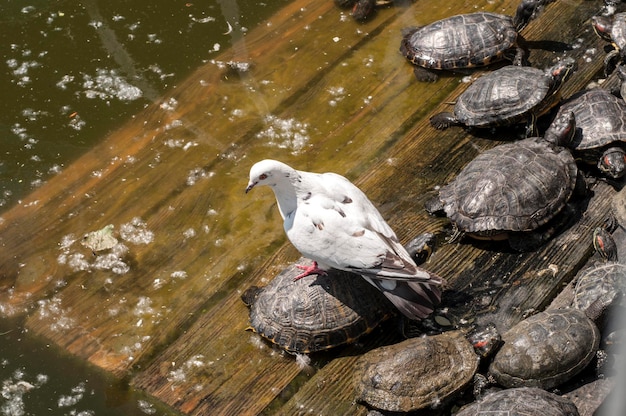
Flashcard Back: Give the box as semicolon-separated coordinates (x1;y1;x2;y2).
293;261;327;281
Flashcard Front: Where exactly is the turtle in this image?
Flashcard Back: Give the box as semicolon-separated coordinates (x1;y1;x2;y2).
430;58;577;135
548;67;626;179
455;387;580;416
488;306;601;390
573;227;626;312
425;111;582;251
592;11;626;76
241;263;394;353
241;233;436;353
353;330;479;412
399;0;542;82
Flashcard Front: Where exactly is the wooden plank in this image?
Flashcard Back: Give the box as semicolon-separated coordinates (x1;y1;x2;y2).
1;0;405;376
0;0;617;414
135;0;616;415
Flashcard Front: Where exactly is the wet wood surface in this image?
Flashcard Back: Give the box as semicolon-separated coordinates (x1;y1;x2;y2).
0;0;622;414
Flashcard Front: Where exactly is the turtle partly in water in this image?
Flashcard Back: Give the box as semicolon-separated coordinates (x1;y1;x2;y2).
399;0;543;82
430;58;576;135
426;111;583;251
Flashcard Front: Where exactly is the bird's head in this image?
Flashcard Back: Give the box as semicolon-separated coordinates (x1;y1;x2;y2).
245;159;297;193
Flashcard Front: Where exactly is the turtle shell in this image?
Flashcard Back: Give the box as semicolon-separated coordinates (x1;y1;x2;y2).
554;89;626;152
400;12;518;70
489;308;600;390
453;66;555;127
456;387;580;416
613;186;626;229
573;228;626;311
242;262;393;353
438;137;578;235
573;262;626;311
354;331;479;412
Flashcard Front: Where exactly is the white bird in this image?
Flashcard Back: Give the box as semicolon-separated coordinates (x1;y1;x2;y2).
246;159;443;320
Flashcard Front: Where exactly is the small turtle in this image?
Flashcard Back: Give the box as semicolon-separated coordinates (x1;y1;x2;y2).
573;227;626;312
430;58;576;134
549;68;626;179
456;387;580;416
425;111;581;251
592;12;626;76
399;0;541;82
241;263;394;353
353;331;479;412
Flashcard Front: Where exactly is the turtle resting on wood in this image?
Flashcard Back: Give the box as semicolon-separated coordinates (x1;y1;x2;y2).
399;0;544;82
547;65;626;179
456;387;580;416
430;58;576;135
425;111;584;251
241;264;394;353
488;228;620;390
353;331;480;412
592;11;626;76
241;234;437;353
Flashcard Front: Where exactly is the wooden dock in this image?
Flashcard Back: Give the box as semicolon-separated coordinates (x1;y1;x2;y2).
0;0;621;414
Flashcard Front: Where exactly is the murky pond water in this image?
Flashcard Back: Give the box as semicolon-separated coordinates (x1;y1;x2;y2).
0;1;290;414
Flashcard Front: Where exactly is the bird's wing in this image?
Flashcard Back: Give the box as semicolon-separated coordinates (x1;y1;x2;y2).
287;172;440;283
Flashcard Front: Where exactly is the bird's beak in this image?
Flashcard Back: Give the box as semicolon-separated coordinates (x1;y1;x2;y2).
245;181;256;194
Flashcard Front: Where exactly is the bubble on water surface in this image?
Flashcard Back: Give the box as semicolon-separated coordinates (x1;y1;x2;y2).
57;381;86;408
81;68;142;101
137;399;157;414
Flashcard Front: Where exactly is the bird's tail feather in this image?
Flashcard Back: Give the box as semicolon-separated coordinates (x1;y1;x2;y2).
363;277;442;320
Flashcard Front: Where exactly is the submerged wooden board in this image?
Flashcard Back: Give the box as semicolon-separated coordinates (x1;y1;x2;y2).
0;0;621;414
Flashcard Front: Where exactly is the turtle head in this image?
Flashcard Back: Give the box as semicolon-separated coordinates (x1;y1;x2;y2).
598;147;626;179
592;15;614;42
548;57;577;84
593;227;618;263
544;111;576;147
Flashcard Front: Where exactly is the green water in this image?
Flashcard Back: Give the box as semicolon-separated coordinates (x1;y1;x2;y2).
0;1;290;414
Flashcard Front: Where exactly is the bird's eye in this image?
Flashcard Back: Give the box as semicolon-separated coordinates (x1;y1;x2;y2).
259;173;268;180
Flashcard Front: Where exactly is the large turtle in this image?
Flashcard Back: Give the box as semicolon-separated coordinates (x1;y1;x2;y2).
399;0;542;82
353;331;479;412
488;307;601;390
456;387;580;416
241;263;393;353
592;11;626;76
242;234;436;353
548;66;626;179
425;111;582;251
430;58;576;134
